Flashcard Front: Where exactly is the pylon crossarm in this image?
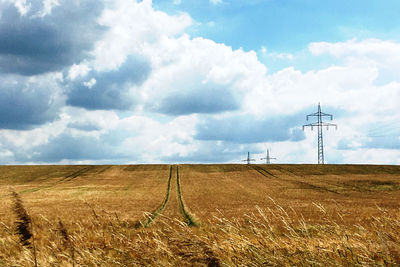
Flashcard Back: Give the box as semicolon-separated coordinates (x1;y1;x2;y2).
304;122;336;127
321;122;337;129
320;111;333;117
321;113;333;120
307;113;319;118
303;123;319;128
307;112;333;119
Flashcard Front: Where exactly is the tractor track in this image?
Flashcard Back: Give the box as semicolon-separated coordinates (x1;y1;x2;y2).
251;165;277;178
274;166;340;194
252;165;339;194
64;166;95;180
140;165;198;227
176;166;198;226
140;166;173;227
17;166;110;195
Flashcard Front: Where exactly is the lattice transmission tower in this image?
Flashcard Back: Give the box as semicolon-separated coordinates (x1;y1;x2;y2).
261;149;276;164
242;152;255;164
303;103;337;164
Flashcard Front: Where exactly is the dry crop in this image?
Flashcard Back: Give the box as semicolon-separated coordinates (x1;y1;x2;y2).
0;164;399;266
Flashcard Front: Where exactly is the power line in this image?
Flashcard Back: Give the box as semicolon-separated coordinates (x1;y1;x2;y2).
303;103;337;164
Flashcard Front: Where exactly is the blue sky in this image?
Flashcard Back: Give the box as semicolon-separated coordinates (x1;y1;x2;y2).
0;0;400;165
151;0;400;75
154;0;400;50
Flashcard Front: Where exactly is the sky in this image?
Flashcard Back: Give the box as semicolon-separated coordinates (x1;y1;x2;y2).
0;0;400;165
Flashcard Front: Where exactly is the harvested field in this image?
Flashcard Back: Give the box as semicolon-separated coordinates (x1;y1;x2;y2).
1;165;171;223
0;164;399;266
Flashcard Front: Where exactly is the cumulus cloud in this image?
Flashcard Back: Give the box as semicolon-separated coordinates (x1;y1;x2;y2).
1;0;400;165
118;114;198;163
309;38;400;59
0;0;105;75
195;114;305;143
260;46;294;60
151;82;240;115
67;121;102;132
0;73;64;130
244;62;382;117
0;106;126;163
22;132;129;162
65;55;151;110
59;0;194;112
309;38;400;83
143;35;267;115
338;135;400;150
162;141;262;163
92;0;192;71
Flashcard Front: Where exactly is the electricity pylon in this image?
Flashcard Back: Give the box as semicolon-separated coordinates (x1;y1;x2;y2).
260;149;276;164
303;103;337;164
242;152;255;164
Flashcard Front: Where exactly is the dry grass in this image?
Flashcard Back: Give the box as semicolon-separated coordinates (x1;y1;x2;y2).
179;164;400;224
0;164;399;266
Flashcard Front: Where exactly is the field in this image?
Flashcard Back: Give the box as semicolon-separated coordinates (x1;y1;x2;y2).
1;164;400;266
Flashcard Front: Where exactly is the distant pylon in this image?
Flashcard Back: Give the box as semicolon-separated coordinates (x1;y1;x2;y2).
260;149;276;164
303;103;337;164
242;152;255;164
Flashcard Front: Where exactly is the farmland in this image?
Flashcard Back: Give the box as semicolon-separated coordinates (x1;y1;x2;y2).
1;164;400;266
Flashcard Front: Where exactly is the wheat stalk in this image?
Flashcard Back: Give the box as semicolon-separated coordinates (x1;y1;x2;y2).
59;219;75;267
11;190;37;267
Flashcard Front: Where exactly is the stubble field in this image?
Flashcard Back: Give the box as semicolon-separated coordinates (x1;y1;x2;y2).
1;164;399;266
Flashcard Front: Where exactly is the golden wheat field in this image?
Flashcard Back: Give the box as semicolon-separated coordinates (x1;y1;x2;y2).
1;164;400;266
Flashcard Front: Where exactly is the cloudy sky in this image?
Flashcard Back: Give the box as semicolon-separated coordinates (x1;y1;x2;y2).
1;0;400;165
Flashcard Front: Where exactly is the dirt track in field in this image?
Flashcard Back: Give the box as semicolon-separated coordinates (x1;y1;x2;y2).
1;164;399;226
151;165;199;226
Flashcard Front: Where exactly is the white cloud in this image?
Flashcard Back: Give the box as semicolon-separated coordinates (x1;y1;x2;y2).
259;46;294;61
340;149;400;165
309;38;400;84
2;0;59;17
309;38;400;59
244;58;394;117
210;0;222;5
2;0;400;164
9;0;30;15
269;52;294;60
118;114;198;163
140;35;267;115
38;0;59;16
68;64;91;80
65;108;120;133
92;0;192;71
83;78;96;88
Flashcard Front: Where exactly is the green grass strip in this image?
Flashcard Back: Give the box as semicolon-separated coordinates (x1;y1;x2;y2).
176;166;199;227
